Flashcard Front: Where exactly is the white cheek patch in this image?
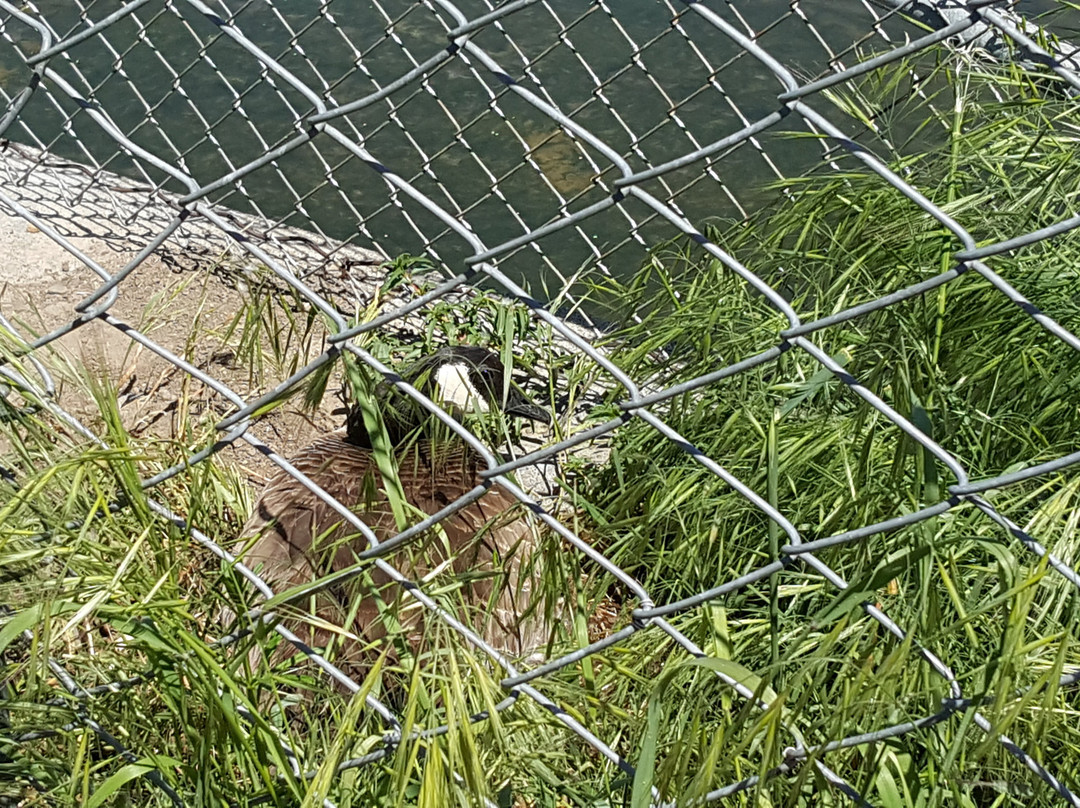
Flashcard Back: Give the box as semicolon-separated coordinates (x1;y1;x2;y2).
434;362;490;413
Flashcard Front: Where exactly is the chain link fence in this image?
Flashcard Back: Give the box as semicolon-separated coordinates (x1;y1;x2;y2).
1;0;1080;804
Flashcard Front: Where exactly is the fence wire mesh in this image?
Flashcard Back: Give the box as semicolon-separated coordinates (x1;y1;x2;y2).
1;0;1080;805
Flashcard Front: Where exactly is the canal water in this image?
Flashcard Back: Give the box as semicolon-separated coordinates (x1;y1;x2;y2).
0;1;1072;293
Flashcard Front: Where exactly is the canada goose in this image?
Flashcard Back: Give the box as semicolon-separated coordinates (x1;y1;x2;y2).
232;345;551;683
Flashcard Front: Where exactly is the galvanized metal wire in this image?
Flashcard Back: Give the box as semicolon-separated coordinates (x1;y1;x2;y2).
1;0;1080;804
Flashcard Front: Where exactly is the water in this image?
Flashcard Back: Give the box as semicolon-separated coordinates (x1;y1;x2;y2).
0;0;1074;292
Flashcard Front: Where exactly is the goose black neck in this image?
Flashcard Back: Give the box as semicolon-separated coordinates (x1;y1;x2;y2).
339;346;546;448
341;350;456;448
343;387;426;448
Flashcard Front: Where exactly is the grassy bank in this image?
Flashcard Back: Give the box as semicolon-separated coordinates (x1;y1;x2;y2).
576;54;1080;806
3;51;1080;808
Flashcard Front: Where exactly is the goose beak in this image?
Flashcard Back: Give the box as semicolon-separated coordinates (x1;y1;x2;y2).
504;391;551;424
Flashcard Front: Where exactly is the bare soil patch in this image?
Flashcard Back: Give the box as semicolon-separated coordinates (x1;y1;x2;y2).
0;214;343;495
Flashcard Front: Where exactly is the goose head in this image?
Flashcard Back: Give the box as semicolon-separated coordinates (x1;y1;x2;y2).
344;345;550;445
421;345;550;424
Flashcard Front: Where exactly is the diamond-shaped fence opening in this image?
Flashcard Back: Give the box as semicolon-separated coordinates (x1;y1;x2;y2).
2;0;1080;805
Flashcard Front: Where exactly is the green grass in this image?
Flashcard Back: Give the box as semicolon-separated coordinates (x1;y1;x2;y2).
3;48;1080;808
0;264;602;807
573;52;1080;807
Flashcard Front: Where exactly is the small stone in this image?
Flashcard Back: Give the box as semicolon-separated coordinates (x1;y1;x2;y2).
25;224;39;233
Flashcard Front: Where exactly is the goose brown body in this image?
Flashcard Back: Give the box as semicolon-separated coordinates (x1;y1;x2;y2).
233;347;548;681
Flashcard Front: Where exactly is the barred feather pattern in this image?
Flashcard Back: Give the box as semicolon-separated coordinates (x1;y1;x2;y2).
234;429;546;680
